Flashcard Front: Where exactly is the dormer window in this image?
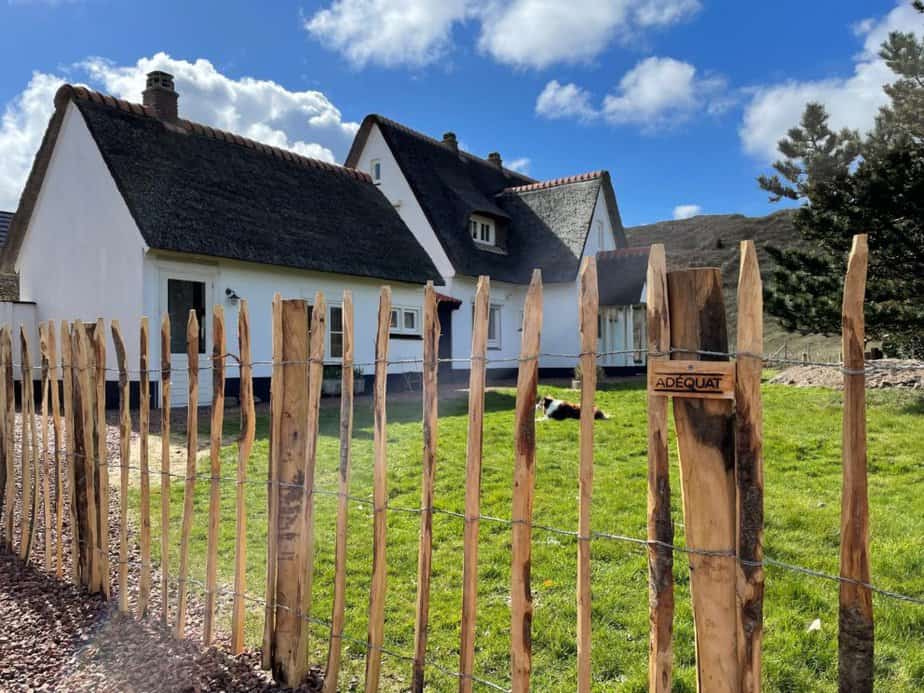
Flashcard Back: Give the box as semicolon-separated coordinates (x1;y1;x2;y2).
370;159;382;184
469;214;495;246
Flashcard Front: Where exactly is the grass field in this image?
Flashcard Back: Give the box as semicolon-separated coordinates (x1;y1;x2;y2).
134;378;924;691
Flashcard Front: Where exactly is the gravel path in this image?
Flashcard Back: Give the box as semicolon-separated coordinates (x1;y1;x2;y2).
0;413;323;692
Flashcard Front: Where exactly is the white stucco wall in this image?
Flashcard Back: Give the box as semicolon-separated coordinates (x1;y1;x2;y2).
15;101;148;372
581;187;620;258
352;124;455;280
143;252;429;404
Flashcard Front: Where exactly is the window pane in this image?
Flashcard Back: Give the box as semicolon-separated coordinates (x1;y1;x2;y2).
404;310;416;331
488;306;497;341
329;306;343;332
330;333;343;359
167;279;206;354
390;309;399;328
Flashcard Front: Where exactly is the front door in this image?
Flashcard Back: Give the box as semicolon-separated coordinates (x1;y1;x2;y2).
162;271;214;407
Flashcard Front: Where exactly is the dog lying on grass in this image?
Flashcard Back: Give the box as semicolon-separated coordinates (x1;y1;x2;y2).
536;395;609;421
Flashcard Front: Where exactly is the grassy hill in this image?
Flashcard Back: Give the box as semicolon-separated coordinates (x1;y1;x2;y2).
626;210;840;356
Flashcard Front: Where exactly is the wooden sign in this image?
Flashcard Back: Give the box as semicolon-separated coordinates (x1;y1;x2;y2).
648;360;736;400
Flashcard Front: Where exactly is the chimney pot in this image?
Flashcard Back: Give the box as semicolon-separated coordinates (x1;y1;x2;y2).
143;70;179;122
488;151;503;168
442;131;458;154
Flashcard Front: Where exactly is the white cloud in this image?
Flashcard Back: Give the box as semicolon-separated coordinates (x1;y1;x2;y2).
0;71;63;211
535;80;599;121
0;52;360;210
740;2;924;161
536;57;728;130
673;204;701;220
602;56;725;128
478;0;701;69
305;0;472;69
506;157;531;174
304;0;701;70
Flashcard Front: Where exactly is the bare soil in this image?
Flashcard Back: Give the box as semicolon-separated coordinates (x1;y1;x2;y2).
769;359;924;389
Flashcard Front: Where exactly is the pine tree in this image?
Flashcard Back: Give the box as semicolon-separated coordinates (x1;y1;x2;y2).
759;2;924;355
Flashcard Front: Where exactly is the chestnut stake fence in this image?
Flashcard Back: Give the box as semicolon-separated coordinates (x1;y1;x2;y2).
0;235;897;692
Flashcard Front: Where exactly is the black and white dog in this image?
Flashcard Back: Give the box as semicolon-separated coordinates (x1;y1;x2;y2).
536;395;608;421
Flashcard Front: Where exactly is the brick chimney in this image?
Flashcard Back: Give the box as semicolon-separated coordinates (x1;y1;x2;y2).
442;132;458;154
143;71;178;121
488;152;503;168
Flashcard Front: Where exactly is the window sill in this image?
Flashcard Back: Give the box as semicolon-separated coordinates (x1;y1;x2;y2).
390;333;423;341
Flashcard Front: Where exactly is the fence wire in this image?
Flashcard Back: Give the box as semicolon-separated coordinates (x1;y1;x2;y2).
7;346;924;377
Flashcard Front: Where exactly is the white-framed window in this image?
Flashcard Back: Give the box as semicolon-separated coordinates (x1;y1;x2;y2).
390;306;421;336
469;214;495;246
488;304;501;348
307;303;345;360
370;158;382;183
471;303;502;348
596;220;604;250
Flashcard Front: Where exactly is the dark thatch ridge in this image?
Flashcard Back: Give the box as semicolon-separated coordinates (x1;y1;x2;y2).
2;86;443;286
597;246;649;306
346;115;628;284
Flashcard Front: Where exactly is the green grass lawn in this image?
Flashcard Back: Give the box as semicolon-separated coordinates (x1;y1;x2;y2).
134;379;924;691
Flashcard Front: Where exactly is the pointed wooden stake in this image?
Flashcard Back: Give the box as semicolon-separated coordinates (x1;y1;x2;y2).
39;324;53;570
160;313;172;625
111;321;131;614
60;321;79;583
138;318;151;615
577;258;598;693
263;294;283;670
510;270;542;693
364;286;391;693
839;234;873;693
176;309;199;638
323;291;354;693
20;326;37;562
668;268;738;692
94;320;110;597
231;300;255;655
46;323;64;578
0;328;12;550
204;305;225;646
736;241;764;693
412;282;440;693
646;244;674;693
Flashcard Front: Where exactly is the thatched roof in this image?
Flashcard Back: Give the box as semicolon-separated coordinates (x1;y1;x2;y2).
346;115;627;284
2;86;442;286
597;246;649;306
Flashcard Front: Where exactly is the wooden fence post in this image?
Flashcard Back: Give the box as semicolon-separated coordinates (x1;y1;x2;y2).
839;234;872;693
577;257;598;693
271;298;310;685
364;286;392;693
72;322;99;589
646;244;674;693
61;321;78;582
510;270;542;693
46;322;63;578
0;328;11;549
20;326;37;562
139;318;151;615
160;313;171;624
111;321;131;614
231;299;255;655
412;282;441;693
176;309;199;638
0;328;12;550
668;268;738;692
294;292;326;677
204;305;225;646
263;294;283;670
39;323;53;570
459;277;489;693
736;241;764;692
94;320;110;597
323;291;354;693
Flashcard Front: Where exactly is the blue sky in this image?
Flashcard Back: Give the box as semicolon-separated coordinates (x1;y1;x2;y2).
1;0;921;226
